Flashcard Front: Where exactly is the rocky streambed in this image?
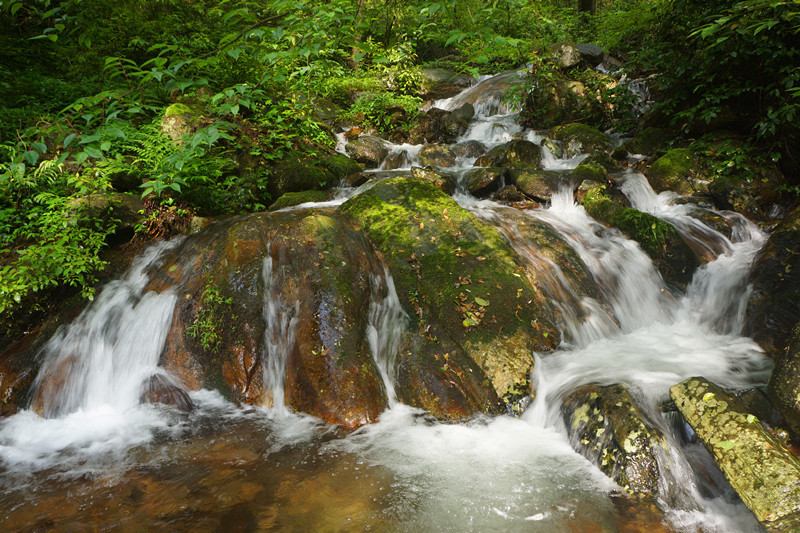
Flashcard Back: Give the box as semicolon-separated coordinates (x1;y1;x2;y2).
1;63;800;532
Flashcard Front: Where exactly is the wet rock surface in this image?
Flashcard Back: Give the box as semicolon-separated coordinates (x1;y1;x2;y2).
562;384;666;498
768;325;800;438
671;377;800;529
746;206;800;355
340;177;560;415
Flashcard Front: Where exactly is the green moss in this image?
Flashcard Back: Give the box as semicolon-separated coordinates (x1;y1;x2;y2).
553;123;610;152
269;190;331;211
340;177;560;407
322;153;361;180
628;127;673;156
581;185;700;289
582;186;675;259
647;148;695;195
569;163;608;184
164;102;203;117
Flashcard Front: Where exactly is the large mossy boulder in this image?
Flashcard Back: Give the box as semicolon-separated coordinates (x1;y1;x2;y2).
344;135;390;168
509;169;566;202
562;384;667;498
671;378;800;529
152;211;390;429
268;152;361;201
581;185;701;290
418;144;457;168
418;68;474;100
482;139;542;169
553;124;611;157
339;178;560;417
646;148;703;196
626;127;673;157
769;325;800;438
746;206;800;355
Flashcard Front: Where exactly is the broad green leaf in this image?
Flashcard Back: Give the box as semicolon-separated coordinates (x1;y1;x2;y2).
474;297;489;306
716;440;737;450
63;133;77;148
463;317;479;327
23;150;39;166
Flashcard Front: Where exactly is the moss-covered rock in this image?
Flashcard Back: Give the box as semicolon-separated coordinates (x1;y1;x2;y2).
269;190;332;211
344;135;390;168
268;151;361;201
627;127;673;157
418;144;457;168
581;185;701;290
553;124;611;156
418;68;475;100
411;166;456;195
746;206;800;356
465;167;504;197
483;139;542;169
671;378;800;529
768;324;800;438
568;163;608;184
452;140;486;159
339;178;559;416
509;169;566;202
148;211;389;429
562;384;667;498
646;148;702;196
581;150;622;173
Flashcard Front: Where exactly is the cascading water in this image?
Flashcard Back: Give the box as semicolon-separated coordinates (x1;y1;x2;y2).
261;246;300;413
366;268;409;405
0;71;780;532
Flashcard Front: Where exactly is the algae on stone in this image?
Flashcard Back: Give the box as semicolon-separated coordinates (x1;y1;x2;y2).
670;377;800;528
581;185;701;289
562;384;667;499
339;177;559;415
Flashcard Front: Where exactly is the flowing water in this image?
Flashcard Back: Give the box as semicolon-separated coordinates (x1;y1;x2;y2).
0;73;775;532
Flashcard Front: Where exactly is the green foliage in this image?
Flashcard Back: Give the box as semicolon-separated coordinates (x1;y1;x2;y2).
186;285;234;352
0;143;116;315
633;0;800;175
343;92;422;135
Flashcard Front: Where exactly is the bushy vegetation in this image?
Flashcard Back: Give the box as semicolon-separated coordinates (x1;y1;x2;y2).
1;0;798;337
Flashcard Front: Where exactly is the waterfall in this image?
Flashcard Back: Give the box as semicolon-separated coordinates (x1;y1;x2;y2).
366;268;409;405
261;246;300;413
32;240;181;417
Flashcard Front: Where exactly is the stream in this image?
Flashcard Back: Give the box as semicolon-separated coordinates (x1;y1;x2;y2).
0;73;773;532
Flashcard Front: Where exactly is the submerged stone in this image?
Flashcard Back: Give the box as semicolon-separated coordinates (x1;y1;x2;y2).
340;178;559;416
562;384;667;499
670;377;800;528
